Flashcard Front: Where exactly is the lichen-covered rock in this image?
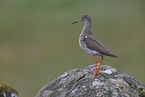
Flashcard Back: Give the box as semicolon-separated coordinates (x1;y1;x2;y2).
0;83;19;97
35;64;145;97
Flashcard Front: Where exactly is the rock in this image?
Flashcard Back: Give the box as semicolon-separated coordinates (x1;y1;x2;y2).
35;64;145;97
0;83;19;97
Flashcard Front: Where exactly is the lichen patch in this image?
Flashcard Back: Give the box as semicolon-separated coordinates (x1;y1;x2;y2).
102;69;112;74
43;90;53;97
92;81;104;86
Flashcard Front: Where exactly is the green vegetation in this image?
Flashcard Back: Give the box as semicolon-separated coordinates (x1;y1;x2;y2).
76;74;86;82
140;91;145;97
0;0;145;97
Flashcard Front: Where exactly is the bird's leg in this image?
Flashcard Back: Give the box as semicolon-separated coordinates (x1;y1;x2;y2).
97;56;104;75
91;56;98;76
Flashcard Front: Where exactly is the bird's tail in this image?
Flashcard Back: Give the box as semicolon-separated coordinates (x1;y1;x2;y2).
100;52;117;58
109;54;117;58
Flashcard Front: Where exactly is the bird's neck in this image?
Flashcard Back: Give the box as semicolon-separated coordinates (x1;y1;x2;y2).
81;21;92;35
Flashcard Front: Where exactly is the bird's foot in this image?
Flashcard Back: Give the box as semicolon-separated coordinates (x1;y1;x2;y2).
90;68;101;76
90;72;98;76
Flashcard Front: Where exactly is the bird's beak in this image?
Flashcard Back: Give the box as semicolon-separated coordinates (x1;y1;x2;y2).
72;19;82;24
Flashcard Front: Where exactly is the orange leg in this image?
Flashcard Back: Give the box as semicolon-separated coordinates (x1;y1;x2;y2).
97;56;104;75
91;56;98;76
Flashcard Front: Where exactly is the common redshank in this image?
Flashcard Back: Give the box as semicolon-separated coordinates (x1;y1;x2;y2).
72;15;117;76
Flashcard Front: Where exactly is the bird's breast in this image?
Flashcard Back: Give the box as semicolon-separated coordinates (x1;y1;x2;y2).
79;34;85;49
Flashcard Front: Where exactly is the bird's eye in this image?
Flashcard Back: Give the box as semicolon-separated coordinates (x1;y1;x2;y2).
82;16;85;19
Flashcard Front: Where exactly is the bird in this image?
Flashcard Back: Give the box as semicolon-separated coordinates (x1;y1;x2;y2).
72;15;117;76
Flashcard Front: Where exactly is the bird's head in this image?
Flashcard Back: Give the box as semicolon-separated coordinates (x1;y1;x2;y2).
72;15;92;24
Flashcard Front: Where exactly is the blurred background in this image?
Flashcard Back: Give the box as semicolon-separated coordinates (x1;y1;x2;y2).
0;0;145;97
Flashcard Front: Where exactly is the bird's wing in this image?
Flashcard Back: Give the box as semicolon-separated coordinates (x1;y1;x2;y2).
83;33;114;56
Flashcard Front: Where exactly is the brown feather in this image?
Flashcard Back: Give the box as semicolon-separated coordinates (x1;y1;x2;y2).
84;33;117;57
